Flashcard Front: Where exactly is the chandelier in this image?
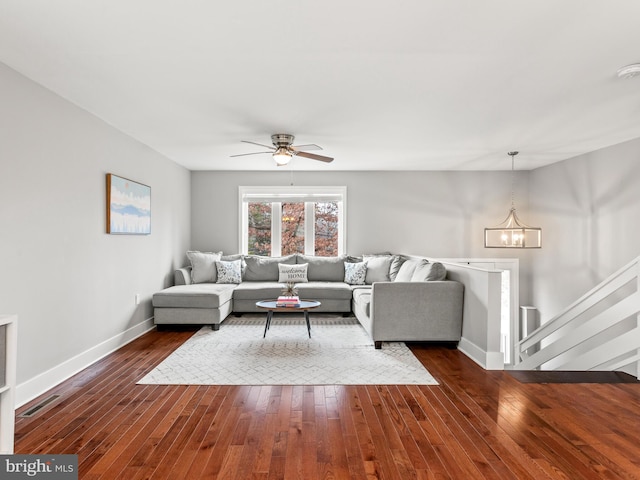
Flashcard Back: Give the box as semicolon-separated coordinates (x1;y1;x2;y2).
484;151;542;248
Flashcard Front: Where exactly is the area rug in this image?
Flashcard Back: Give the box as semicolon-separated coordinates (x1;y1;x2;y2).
138;315;438;385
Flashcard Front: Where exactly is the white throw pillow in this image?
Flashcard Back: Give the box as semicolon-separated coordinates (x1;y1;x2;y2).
344;261;367;285
278;263;309;283
362;255;393;284
215;259;242;284
186;250;222;283
394;259;421;282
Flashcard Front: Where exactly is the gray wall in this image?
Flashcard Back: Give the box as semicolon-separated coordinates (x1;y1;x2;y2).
529;137;640;322
191;169;536;304
0;63;191;387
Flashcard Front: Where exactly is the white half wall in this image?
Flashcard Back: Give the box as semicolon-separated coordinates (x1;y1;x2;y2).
0;63;191;406
442;261;505;370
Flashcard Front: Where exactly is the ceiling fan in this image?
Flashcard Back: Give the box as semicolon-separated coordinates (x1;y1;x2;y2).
230;134;334;166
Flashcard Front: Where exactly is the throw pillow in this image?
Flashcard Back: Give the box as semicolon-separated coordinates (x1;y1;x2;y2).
362;254;393;284
243;255;297;281
297;254;347;282
394;259;421;282
215;259;242;284
186;250;222;283
221;254;246;276
411;261;447;282
278;263;309;283
344;261;367;285
389;255;406;281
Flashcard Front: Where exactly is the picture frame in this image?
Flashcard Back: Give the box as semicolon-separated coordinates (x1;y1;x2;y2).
106;173;151;235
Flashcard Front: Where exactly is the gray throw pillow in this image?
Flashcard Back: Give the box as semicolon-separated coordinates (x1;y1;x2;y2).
344;261;367;285
411;261;447;281
215;260;242;284
297;254;346;282
363;255;393;284
243;255;297;281
186;250;222;283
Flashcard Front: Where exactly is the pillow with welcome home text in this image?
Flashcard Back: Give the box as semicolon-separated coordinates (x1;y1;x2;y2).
278;263;309;283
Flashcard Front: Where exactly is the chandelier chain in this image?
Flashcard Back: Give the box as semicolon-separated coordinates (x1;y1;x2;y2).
508;151;518;209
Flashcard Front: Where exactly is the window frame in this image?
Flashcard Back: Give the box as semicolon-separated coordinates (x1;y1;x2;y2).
239;186;346;256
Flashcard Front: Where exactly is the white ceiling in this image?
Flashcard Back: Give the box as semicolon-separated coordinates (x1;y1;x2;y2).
1;1;640;171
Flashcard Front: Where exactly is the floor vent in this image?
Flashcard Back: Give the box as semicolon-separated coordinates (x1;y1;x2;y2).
19;394;61;417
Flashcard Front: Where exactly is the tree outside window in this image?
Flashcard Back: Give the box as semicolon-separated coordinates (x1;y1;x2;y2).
241;186;345;257
281;203;305;255
247;203;271;255
315;202;339;256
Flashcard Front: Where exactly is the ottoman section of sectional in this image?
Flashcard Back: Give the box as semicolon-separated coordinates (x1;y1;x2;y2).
152;283;236;329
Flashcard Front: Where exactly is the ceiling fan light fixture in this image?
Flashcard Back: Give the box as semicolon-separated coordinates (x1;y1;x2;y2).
273;147;292;166
231;133;333;165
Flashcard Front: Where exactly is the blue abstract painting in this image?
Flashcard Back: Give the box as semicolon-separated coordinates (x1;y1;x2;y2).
107;174;151;234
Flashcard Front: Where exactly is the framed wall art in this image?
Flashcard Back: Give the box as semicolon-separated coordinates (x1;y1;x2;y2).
106;173;151;235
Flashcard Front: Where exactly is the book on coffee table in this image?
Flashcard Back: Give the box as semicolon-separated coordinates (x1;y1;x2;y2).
276;296;300;307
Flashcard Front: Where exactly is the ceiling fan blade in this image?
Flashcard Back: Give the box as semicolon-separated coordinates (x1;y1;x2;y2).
290;144;322;152
230;151;273;157
241;140;276;150
295;151;334;163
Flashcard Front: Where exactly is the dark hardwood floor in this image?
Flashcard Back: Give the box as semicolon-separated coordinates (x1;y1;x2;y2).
15;327;640;479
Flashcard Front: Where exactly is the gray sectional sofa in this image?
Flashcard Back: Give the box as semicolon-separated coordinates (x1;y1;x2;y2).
152;252;464;348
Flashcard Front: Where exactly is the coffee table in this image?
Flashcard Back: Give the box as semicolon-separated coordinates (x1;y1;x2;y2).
256;300;321;338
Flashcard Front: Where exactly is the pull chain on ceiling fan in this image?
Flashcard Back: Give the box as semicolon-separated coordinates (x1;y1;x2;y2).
230;133;334;166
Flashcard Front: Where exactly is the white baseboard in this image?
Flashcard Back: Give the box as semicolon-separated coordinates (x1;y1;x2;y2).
16;318;156;409
458;337;505;370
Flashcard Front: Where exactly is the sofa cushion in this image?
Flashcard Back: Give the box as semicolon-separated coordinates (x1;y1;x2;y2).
232;281;354;302
411;261;447;281
344;261;367;285
186;250;222;283
295;282;354;300
232;282;287;300
395;259;421;282
152;284;235;309
243;255;297;281
352;288;372;318
363;255;393;283
297;254;347;282
278;263;308;283
216;259;243;284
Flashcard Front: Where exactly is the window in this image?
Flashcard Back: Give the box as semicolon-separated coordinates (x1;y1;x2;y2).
247;202;272;256
240;186;346;256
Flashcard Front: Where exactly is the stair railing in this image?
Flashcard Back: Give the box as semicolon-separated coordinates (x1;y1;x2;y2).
516;256;640;375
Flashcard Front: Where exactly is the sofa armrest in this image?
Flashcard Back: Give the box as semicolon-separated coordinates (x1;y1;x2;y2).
175;267;192;285
371;280;464;341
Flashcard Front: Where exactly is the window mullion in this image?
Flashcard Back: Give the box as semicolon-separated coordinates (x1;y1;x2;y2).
337;201;344;256
240;201;248;254
304;202;315;255
272;202;282;256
